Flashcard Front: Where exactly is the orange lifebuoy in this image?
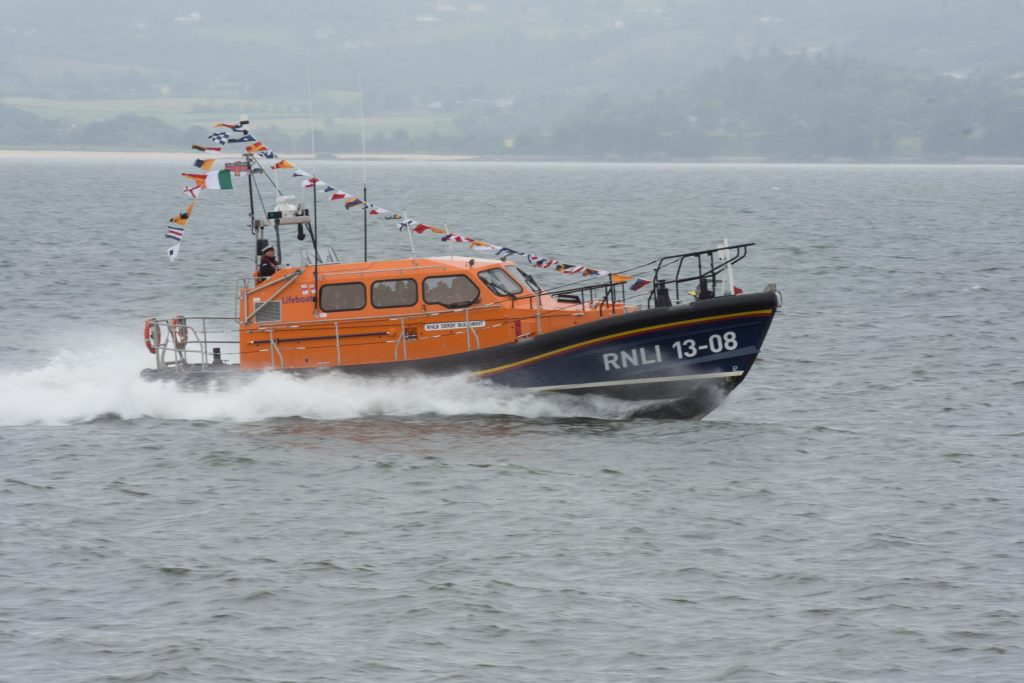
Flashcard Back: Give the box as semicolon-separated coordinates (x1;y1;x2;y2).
144;319;160;354
170;315;189;349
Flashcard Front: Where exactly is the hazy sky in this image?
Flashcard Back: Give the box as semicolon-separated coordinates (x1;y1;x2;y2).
3;1;1022;157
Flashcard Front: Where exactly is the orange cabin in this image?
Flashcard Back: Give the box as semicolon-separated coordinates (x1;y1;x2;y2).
239;256;633;370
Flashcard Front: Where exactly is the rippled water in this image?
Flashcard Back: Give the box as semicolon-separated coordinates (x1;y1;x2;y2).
2;159;1022;681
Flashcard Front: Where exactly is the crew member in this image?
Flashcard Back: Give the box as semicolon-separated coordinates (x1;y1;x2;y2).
259;245;279;278
697;276;715;300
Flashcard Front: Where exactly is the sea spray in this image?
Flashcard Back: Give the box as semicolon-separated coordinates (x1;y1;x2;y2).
0;340;644;426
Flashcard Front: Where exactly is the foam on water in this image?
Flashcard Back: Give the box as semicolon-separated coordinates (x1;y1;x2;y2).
0;339;640;426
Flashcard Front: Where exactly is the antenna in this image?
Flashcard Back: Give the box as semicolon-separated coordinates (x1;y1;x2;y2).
405;210;417;262
357;74;368;189
305;50;317;172
243;114;260;263
444;219;454;258
305;50;320;311
358;73;369;262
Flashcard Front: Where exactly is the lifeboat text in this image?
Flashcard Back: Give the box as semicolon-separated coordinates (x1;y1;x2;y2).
424;320;487;331
602;345;662;371
601;332;740;371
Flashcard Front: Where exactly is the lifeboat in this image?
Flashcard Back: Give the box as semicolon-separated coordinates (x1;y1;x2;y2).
143;125;781;418
143;243;780;418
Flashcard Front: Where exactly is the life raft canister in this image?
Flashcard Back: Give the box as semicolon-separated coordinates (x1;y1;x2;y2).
144;318;161;354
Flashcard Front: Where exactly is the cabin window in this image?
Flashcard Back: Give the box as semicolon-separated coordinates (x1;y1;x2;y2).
478;268;523;296
372;278;418;308
319;283;366;312
423;275;480;307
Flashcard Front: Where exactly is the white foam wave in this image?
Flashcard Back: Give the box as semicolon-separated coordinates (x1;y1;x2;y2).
0;341;639;426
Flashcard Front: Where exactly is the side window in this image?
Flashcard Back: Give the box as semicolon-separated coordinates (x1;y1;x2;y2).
320;283;366;312
478;268;524;296
423;275;481;307
371;278;418;308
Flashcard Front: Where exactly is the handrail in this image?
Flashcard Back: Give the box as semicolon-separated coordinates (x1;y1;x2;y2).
316;263;454;280
249;301;505;330
465;308;478;351
651;242;755;269
648;242;754;306
151;287;641;347
395;318;406;361
236;259;484;291
245;268;305;296
244;269;304;323
144;288;642;372
334;321;342;366
146;317;242;371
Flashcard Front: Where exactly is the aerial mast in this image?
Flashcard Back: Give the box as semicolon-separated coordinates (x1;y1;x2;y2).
359;74;369;262
241;116;262;263
304;55;320;312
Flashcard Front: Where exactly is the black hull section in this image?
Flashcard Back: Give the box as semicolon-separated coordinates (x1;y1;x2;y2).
142;292;780;418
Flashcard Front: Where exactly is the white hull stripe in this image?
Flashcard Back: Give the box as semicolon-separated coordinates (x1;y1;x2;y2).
526;370;744;393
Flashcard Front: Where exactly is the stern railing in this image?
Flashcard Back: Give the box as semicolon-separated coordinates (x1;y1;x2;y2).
146;316;240;371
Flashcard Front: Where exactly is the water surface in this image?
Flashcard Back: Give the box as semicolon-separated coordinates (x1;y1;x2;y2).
2;159;1022;681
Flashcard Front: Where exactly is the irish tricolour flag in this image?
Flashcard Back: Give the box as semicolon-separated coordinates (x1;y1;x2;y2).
203;170;237;190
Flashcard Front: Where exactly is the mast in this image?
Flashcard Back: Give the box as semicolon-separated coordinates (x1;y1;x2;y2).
246;151;260;262
359;73;368;262
311;180;319;312
275;219;282;259
304;55;319;311
722;237;735;296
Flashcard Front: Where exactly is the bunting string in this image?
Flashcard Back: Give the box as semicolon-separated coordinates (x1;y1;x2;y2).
161;120;652;291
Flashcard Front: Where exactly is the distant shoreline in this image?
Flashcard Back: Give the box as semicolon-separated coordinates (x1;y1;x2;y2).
0;149;1022;165
0;150;478;162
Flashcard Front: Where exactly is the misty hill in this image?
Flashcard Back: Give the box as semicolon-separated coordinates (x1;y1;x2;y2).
5;1;1024;103
2;1;1024;159
515;52;1024;160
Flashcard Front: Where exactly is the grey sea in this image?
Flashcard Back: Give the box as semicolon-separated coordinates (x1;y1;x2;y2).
1;158;1022;682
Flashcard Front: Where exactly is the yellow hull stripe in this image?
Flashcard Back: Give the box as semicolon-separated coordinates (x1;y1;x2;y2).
475;308;774;378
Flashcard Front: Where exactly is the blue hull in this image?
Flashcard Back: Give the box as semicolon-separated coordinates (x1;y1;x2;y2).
473;292;779;416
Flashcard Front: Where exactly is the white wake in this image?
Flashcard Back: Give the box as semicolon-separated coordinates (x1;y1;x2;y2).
0;340;640;426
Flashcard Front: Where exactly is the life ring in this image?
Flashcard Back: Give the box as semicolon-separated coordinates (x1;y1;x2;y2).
144;318;160;354
170;315;189;349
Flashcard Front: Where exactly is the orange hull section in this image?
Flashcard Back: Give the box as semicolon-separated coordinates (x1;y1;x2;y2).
239;256;631;371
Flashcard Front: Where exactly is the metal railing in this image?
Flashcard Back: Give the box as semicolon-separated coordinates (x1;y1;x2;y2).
149;245;750;372
647;242;754;307
145;316;240;371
